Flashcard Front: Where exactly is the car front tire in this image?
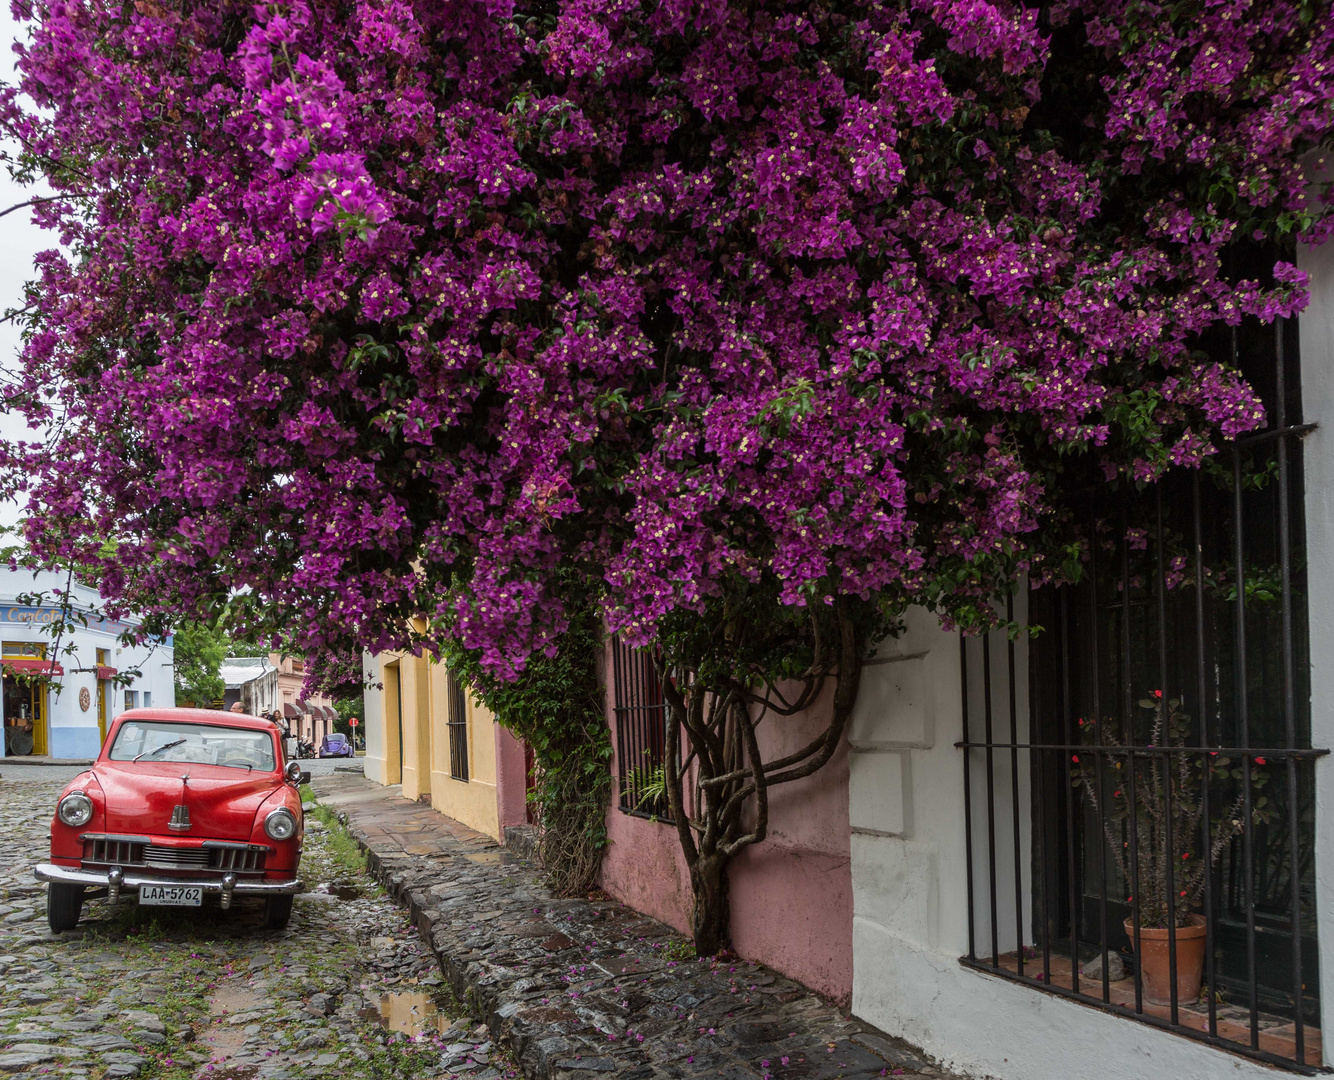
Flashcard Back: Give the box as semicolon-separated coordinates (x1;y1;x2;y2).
265;894;294;930
47;883;83;933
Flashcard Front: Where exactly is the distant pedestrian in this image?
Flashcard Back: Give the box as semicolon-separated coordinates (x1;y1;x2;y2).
229;702;244;713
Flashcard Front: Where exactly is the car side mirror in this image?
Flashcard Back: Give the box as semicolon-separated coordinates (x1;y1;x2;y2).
285;761;304;784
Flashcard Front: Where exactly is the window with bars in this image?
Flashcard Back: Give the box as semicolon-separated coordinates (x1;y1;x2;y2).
610;636;672;820
447;671;469;782
959;277;1326;1072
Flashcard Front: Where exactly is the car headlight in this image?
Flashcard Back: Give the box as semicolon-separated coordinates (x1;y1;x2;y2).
57;791;94;828
264;807;297;841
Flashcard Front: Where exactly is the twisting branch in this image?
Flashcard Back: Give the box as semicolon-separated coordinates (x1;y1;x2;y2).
0;194;83;220
661;668;700;866
720;699;769;857
650;592;871;954
733;673;824;715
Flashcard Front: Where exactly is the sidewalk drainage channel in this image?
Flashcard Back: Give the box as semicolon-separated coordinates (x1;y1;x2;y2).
327;810;548;1074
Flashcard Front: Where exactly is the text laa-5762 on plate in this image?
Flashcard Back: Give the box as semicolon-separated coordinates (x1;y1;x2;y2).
138;884;202;907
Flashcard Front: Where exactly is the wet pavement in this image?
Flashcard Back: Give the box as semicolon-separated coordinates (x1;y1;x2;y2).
314;774;955;1080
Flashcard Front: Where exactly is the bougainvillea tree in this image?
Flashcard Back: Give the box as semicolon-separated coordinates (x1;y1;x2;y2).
301;646;367;701
2;0;1332;951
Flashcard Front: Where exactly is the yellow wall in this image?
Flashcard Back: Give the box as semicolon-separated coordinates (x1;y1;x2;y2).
370;658;403;786
400;654;433;801
431;690;500;840
371;649;504;841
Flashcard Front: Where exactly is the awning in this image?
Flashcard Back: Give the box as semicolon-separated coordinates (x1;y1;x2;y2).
95;665;117;680
282;703;300;719
322;705;339;722
3;657;64;676
295;698;307;712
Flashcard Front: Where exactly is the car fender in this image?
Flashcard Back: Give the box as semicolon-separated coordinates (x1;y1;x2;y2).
250;785;303;877
49;771;105;865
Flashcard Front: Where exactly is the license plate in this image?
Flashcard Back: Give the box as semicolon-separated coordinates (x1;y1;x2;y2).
138;885;202;907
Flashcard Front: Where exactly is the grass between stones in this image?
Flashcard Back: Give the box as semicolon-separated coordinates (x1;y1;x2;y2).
306;812;374;885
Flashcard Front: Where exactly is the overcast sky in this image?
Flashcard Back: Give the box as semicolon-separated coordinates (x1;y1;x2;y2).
0;5;51;532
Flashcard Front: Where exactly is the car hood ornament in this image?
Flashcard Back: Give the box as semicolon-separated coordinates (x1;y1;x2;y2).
169;772;192;830
170;772;191;832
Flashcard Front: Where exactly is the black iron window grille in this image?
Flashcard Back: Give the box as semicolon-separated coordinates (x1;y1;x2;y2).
959;310;1327;1072
447;671;469;782
611;635;672;820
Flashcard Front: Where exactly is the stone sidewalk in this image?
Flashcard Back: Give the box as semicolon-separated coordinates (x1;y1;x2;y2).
311;774;954;1080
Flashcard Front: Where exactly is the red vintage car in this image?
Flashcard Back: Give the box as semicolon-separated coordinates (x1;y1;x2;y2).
34;707;305;932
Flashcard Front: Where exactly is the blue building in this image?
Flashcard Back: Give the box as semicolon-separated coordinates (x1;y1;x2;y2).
0;569;174;759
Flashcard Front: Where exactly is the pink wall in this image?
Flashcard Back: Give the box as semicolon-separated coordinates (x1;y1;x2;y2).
494;726;529;831
598;642;853;1005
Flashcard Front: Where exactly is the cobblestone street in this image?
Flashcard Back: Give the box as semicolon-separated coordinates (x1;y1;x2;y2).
0;776;516;1080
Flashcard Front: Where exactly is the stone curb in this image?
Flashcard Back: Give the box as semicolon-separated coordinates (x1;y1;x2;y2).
504;824;541;863
317;779;953;1080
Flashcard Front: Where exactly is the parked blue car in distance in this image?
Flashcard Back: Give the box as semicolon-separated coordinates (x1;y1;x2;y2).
318;733;354;758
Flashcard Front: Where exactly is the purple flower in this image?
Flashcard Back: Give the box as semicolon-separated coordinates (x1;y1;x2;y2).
1;0;1324;994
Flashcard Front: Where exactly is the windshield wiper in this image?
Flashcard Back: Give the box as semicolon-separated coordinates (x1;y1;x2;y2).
134;738;187;763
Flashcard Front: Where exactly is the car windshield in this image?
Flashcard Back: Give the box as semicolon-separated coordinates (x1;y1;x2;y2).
109;720;276;771
326;735;346;745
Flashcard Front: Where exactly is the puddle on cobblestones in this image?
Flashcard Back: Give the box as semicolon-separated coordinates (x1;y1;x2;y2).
209;983;262;1017
313;881;364;900
362;991;453;1036
461;851;504;866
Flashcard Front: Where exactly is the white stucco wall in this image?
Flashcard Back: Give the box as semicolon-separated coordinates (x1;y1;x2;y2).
851;235;1334;1078
1298;214;1334;1066
361;650;388;784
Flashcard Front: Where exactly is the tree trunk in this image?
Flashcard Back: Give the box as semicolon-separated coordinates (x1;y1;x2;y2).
689;850;730;956
657;596;867;959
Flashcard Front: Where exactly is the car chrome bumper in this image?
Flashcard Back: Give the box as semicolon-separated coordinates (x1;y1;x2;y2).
34;863;301;908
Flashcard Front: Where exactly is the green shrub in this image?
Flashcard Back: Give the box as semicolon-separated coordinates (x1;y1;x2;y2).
443;603;611;896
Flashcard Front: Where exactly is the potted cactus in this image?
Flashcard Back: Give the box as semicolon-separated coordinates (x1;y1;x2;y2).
1072;694;1271;1005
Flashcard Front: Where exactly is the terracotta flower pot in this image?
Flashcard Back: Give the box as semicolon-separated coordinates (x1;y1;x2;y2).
1123;914;1208;1006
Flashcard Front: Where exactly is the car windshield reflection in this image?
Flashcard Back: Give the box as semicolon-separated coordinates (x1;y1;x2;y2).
110;720;276;771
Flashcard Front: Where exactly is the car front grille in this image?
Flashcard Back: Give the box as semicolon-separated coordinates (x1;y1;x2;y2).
81;837;267;874
83;837;147;866
206;845;267;873
144;844;212;869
